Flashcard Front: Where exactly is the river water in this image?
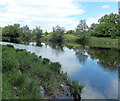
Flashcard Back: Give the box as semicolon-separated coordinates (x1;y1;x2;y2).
1;42;119;99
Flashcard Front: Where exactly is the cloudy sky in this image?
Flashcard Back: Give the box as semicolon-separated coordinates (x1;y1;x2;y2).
0;0;119;31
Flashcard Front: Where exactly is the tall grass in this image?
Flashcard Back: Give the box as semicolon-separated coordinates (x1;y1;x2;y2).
2;45;68;99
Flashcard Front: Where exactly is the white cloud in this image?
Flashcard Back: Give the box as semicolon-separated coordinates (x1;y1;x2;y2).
0;0;84;31
102;5;110;9
86;18;98;27
74;0;119;1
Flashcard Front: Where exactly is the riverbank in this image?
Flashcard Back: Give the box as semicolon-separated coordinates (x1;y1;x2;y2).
42;34;120;49
2;45;71;99
64;34;119;43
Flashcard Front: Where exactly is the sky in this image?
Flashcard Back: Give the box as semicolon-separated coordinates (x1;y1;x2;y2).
0;0;119;31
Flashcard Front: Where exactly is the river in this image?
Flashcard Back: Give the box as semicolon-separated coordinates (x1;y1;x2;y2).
1;42;119;99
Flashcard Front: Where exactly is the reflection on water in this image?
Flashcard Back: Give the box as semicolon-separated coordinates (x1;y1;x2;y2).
0;42;119;99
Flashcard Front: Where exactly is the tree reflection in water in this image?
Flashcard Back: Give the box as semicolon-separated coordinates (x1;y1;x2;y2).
74;46;88;65
73;45;119;72
88;47;120;71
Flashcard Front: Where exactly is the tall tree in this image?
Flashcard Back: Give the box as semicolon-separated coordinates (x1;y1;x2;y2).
91;13;120;37
32;26;43;40
20;25;32;41
76;20;88;34
49;25;65;42
2;24;21;42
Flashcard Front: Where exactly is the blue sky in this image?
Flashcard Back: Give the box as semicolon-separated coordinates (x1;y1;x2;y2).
70;2;118;19
0;0;119;31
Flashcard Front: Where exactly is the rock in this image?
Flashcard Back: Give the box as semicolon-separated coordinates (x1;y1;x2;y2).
60;84;64;88
13;87;17;90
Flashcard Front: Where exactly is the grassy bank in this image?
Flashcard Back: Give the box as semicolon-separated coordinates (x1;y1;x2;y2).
42;34;120;49
89;37;119;43
64;34;119;43
2;45;70;99
64;34;79;42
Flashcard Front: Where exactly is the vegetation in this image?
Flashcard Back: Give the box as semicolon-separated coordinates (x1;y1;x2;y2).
1;13;120;47
70;81;84;100
2;24;43;43
2;24;21;43
88;47;120;71
49;25;65;42
2;45;67;99
76;20;88;35
2;45;84;99
64;34;79;42
89;13;120;38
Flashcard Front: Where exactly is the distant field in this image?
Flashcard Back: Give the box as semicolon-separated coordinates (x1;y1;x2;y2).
64;34;79;42
42;34;120;48
89;37;119;43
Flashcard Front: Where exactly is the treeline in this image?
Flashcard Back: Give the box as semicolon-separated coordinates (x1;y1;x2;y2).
1;24;43;43
66;13;120;38
1;13;120;43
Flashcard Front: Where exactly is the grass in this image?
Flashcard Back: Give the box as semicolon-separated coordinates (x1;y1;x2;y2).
88;43;120;49
64;34;119;43
2;44;84;99
89;37;119;43
2;45;70;99
64;34;79;42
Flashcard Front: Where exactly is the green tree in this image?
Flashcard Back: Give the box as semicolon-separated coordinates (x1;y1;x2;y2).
2;24;21;42
66;30;75;34
20;25;32;42
76;20;88;35
89;23;98;36
32;26;43;41
93;13;119;37
49;25;65;42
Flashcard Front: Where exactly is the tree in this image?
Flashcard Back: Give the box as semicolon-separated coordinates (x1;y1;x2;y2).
76;20;88;34
90;13;120;38
91;13;119;37
49;25;65;42
98;13;119;24
66;30;75;34
3;24;21;38
20;25;32;42
32;26;43;41
75;20;89;44
89;23;98;36
2;24;21;42
44;31;49;36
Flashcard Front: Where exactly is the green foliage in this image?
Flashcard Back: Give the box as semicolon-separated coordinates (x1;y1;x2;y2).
66;30;75;34
76;33;90;45
49;25;65;42
88;47;120;71
70;80;84;100
20;25;32;42
2;45;70;99
2;24;43;43
2;24;21;43
44;31;49;36
91;13;120;37
89;23;98;36
76;20;88;35
33;26;43;40
2;45;18;72
64;34;80;42
2;24;21;38
89;37;119;43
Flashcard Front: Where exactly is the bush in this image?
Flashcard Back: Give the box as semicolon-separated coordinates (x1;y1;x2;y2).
76;34;90;44
70;80;84;100
49;25;64;42
2;45;71;99
2;46;18;72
